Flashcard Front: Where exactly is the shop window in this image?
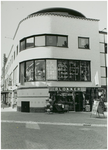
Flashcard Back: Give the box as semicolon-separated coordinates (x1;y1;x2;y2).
35;36;45;46
69;61;80;81
78;37;89;49
20;62;25;84
26;61;34;81
80;61;90;81
46;60;57;80
35;60;45;81
20;39;26;51
58;60;68;81
26;37;34;48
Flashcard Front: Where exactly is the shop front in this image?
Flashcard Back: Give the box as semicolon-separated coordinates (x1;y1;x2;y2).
49;87;85;111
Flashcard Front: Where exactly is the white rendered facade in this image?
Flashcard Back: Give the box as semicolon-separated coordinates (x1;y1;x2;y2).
3;8;106;112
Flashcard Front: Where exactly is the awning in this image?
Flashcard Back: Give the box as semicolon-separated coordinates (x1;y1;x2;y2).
1;91;12;94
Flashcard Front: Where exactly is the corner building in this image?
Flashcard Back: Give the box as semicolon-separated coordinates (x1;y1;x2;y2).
4;8;102;112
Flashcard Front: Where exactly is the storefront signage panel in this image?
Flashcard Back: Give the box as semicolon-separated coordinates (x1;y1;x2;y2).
46;60;57;80
49;87;86;92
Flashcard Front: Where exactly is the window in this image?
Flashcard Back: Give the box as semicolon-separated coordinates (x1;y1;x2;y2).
69;61;80;81
13;67;17;85
105;43;107;53
46;35;68;47
20;39;25;51
20;62;25;84
80;61;90;81
20;34;68;51
17;45;18;55
46;60;57;80
26;37;34;48
14;51;15;60
58;60;68;81
57;36;67;47
19;59;91;82
35;36;45;46
78;37;89;49
26;61;34;81
35;60;45;81
46;35;57;46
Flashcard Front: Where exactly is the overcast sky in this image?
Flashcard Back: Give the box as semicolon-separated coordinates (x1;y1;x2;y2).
1;1;107;67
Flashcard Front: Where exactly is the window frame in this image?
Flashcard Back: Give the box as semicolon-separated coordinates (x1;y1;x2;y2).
19;59;91;83
78;37;90;49
26;37;35;49
20;34;68;51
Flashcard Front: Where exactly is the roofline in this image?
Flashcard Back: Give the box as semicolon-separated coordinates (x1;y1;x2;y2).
5;12;99;66
13;12;99;40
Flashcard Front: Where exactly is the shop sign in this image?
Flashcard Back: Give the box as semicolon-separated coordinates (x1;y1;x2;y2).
91;100;99;115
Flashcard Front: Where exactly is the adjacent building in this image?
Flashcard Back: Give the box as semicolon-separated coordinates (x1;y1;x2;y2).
1;8;107;112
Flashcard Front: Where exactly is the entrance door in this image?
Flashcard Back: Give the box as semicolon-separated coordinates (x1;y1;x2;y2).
75;92;83;111
21;101;30;112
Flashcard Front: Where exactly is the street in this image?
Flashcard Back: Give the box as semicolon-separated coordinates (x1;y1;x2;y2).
1;108;107;149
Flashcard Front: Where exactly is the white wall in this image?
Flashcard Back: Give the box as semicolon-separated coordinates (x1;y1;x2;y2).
5;14;101;88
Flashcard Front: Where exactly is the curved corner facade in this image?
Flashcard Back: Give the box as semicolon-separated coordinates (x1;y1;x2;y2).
3;9;106;113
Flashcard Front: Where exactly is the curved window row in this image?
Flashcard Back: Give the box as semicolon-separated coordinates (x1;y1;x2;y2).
19;59;91;83
20;34;68;51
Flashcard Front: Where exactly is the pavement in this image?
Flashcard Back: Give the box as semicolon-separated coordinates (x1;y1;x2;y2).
1;106;107;126
1;106;107;149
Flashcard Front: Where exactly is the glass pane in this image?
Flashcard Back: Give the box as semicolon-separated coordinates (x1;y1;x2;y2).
57;36;67;47
69;61;80;81
20;40;25;51
26;37;34;48
26;61;34;81
58;60;68;81
79;38;89;49
46;36;57;46
35;60;45;81
46;60;57;80
20;63;25;84
35;36;45;46
80;61;90;81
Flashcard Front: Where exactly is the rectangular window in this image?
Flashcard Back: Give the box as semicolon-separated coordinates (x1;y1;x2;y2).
57;36;68;47
13;67;17;85
26;61;34;81
35;60;45;81
80;61;90;81
16;45;18;55
46;35;68;47
35;36;45;46
46;60;57;80
26;37;34;48
69;61;80;81
58;60;68;81
20;39;25;51
14;51;15;60
46;35;57;46
20;62;25;84
105;43;107;53
78;37;89;49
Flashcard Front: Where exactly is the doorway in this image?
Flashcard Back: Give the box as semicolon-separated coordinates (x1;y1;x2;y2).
75;91;83;111
21;101;30;112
